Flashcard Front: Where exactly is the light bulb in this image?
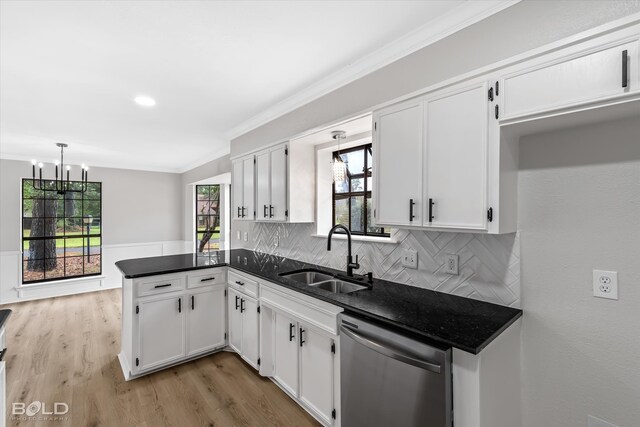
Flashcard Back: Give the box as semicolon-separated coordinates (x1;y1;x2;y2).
38;162;43;168
66;165;71;171
81;164;86;170
31;159;37;165
55;160;60;165
85;166;89;171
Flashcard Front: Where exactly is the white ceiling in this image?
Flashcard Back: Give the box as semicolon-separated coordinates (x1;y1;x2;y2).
0;1;515;173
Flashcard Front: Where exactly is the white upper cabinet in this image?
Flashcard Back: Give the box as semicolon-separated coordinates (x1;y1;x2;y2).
503;40;638;120
255;145;288;221
373;99;423;227
232;155;255;220
242;141;314;223
424;82;489;230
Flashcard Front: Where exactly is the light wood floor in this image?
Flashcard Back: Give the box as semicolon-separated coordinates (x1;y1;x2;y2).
2;289;319;427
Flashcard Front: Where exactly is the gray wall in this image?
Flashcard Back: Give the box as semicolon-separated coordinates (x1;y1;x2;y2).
0;159;183;250
231;0;640;156
518;116;640;427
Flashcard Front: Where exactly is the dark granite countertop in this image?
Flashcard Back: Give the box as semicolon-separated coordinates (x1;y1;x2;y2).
116;249;522;354
0;309;12;330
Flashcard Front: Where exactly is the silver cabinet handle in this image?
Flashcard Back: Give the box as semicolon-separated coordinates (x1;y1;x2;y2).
340;325;442;374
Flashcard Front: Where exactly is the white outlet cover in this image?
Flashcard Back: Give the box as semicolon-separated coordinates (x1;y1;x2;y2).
593;270;618;300
243;232;248;242
588;415;618;427
237;231;241;240
401;250;418;269
444;254;459;275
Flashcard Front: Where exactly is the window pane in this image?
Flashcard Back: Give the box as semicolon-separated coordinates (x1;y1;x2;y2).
342;149;365;175
23;260;44;282
85;255;101;274
196;232;219;252
350;177;364;192
65;256;84;277
366;198;384;235
334;198;349;228
84;183;102;200
350;196;364;233
83;200;100;217
334;180;349;194
196;185;210;199
23;180;43;199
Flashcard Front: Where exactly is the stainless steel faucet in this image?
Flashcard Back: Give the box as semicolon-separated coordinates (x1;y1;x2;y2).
327;224;360;277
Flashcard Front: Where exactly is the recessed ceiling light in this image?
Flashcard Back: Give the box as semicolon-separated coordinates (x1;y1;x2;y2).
134;95;156;107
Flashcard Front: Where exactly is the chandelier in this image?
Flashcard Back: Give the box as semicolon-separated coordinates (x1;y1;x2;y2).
31;143;89;194
332;131;347;183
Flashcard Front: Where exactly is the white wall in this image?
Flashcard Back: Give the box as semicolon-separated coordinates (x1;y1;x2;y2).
230;1;640;156
518;116;640;427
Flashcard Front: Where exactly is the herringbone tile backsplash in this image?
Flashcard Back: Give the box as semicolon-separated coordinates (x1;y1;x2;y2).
231;221;521;308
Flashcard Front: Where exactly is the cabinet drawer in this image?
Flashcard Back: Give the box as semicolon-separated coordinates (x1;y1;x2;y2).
135;274;185;297
187;269;226;289
228;270;258;298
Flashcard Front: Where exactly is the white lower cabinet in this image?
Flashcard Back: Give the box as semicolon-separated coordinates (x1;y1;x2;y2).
299;325;335;425
119;269;228;380
138;294;185;372
258;280;343;426
273;311;299;396
186;286;226;356
227;286;260;369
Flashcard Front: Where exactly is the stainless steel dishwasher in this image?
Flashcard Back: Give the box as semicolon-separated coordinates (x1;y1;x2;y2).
340;313;452;427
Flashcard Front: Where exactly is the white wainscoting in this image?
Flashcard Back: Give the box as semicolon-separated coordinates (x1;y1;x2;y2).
0;240;192;304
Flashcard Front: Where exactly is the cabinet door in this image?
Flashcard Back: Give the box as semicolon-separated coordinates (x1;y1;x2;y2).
424;82;488;230
373;100;423;227
503;41;637;118
227;289;243;353
270;145;288;222
256;150;271;221
241;295;260;368
273;311;298;396
242;156;255;220
299;326;334;424
232;160;244;220
186;287;226;356
138;295;185;371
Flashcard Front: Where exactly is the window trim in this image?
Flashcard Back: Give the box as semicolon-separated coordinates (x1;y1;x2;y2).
21;178;102;284
331;143;389;238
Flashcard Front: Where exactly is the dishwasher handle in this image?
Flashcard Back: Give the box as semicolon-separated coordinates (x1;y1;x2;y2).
340;325;442;374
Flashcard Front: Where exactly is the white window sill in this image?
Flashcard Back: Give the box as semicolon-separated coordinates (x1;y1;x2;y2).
311;234;398;244
20;275;106;288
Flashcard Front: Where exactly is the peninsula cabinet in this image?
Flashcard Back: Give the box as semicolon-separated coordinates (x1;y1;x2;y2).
119;269;228;380
232;154;255;220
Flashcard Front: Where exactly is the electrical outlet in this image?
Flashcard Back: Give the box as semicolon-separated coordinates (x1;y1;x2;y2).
274;234;279;247
588;415;618;427
593;270;618;300
243;232;248;242
401;250;418;269
444;254;459;275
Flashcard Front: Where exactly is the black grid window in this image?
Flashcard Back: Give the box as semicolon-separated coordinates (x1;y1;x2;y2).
332;144;388;237
196;185;220;252
21;179;102;284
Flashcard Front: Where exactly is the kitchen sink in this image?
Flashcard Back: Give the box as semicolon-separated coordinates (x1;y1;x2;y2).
279;269;334;284
279;269;368;294
310;279;368;294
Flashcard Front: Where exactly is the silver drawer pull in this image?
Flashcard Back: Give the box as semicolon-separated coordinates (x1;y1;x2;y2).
154;284;172;289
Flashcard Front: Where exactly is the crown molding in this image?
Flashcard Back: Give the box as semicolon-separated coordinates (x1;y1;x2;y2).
176;145;231;174
226;0;520;141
